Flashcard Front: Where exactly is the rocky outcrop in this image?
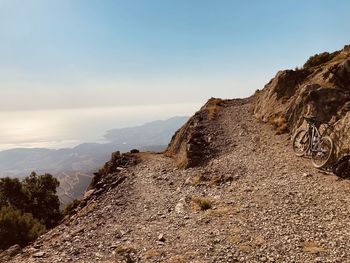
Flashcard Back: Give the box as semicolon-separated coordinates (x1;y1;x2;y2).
165;98;228;168
254;45;350;159
79;151;140;204
332;112;350;156
91;151;140;184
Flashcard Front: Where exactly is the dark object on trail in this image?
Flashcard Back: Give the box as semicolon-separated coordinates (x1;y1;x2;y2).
130;149;140;154
333;155;350;178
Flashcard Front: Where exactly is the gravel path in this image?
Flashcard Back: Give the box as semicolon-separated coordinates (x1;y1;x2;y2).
6;100;350;263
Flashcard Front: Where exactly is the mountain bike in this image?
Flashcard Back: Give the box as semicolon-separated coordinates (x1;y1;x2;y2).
292;116;333;168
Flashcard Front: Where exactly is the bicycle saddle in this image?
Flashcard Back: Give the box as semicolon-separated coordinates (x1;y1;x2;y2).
304;116;317;123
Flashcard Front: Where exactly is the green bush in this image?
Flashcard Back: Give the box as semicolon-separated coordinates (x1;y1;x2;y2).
0;177;28;210
0;206;46;250
22;172;62;228
0;172;62;250
0;173;62;229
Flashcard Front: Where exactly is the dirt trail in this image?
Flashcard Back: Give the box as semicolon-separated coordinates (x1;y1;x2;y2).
7;100;350;263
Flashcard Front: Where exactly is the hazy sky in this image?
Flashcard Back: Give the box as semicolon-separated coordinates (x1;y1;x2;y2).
0;0;349;149
1;0;349;111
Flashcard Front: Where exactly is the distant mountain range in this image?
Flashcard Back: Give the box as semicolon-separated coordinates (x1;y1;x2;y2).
0;116;188;203
104;116;188;146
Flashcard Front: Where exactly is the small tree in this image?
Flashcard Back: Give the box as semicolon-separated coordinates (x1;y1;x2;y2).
0;172;62;250
22;172;62;228
0;177;28;210
0;206;46;249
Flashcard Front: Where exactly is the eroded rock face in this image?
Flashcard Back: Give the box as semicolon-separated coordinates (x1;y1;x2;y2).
254;45;350;159
96;151;140;177
165;107;210;168
87;151;140;195
165;98;249;168
165;98;227;168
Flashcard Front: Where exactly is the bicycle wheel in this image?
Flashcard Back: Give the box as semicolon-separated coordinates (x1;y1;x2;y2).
292;129;310;156
311;136;333;168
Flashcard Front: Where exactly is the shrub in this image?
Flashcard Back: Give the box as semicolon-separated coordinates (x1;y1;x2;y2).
191;172;209;186
0;172;62;228
205;98;225;120
268;115;288;134
0;206;45;250
0;172;61;250
303;51;339;69
192;197;212;211
22;172;62;228
0;177;28;210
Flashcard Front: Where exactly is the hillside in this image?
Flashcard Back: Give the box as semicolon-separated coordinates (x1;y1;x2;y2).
2;46;350;262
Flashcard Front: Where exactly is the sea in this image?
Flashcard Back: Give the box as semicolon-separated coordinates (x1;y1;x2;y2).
0;103;200;151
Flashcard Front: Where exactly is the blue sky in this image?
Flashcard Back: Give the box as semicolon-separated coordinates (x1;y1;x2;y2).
0;0;350;111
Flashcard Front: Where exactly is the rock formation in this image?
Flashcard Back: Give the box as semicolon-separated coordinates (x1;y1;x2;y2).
165;98;237;168
254;45;350;159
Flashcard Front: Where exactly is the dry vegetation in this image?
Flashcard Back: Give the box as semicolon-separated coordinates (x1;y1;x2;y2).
268;114;288;134
303;241;326;254
204;97;226;120
303;51;340;69
191;196;212;211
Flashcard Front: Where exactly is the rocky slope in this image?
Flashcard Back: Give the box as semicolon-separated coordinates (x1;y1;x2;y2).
2;46;350;263
254;45;350;159
3;96;350;263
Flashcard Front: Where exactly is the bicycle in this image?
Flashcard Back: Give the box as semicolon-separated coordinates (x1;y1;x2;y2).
292;116;333;168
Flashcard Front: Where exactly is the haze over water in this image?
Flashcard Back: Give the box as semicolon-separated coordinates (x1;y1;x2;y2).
0;103;200;151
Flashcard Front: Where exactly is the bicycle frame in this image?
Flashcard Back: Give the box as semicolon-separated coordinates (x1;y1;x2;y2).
307;123;321;153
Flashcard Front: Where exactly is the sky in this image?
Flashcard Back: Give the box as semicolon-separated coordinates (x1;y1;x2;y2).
0;0;349;149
